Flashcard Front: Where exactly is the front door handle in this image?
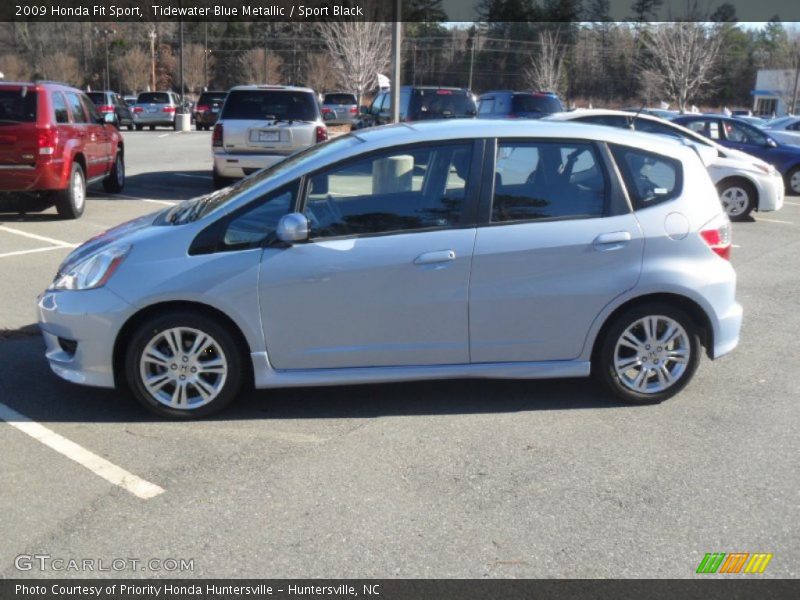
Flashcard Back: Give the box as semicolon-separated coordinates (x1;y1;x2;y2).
414;250;456;265
593;231;631;249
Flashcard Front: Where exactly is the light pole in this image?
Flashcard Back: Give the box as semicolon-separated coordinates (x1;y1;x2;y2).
390;0;401;123
204;22;209;90
149;29;157;91
95;27;115;90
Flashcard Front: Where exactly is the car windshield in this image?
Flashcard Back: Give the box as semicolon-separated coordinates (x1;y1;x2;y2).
198;93;226;105
511;94;563;115
0;89;37;124
222;90;317;121
138;92;170;104
409;89;476;120
163;135;363;225
324;94;357;105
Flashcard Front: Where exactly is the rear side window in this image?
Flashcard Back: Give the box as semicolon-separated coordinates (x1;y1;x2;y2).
87;92;105;105
52;92;69;124
0;89;37;123
409;89;476;120
610;145;682;210
324;93;356;105
138;92;170;104
492;141;607;222
222;90;317;121
81;95;100;122
478;98;495;115
66;92;87;123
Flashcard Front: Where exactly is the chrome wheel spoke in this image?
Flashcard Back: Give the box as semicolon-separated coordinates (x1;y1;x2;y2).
198;358;226;373
143;347;170;367
188;333;209;358
145;372;171;391
193;379;215;402
615;356;641;371
163;329;182;358
170;381;188;406
619;330;642;351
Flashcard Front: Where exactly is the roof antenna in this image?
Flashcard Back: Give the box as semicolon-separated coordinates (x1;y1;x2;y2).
629;101;646;130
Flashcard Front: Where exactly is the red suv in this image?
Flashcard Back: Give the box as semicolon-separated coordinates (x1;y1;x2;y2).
0;81;125;219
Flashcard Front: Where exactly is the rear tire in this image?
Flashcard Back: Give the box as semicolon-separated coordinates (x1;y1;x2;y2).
212;168;231;190
785;166;800;196
125;311;245;419
135;124;143;131
126;122;134;131
149;125;155;131
717;178;755;221
102;152;125;193
595;303;701;405
54;162;86;219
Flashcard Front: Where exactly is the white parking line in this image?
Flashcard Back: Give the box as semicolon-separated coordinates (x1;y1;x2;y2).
0;246;72;259
172;173;212;180
0;402;165;500
110;193;178;206
0;225;77;248
157;133;171;138
783;201;800;206
756;218;794;225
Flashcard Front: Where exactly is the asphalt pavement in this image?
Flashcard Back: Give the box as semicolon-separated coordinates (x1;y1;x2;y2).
0;129;798;578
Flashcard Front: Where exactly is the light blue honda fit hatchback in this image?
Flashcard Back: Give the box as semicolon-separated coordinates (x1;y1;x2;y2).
38;120;742;417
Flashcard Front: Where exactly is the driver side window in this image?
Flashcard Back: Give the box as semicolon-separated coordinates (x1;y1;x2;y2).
222;182;298;249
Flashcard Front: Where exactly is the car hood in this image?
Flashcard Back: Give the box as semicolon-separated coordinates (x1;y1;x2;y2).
57;210;162;274
717;146;773;169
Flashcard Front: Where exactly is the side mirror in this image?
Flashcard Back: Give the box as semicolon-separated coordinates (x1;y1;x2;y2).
276;212;309;244
766;137;778;148
102;113;115;124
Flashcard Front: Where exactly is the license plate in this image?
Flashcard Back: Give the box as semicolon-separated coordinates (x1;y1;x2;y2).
258;131;279;142
148;107;158;113
211;107;219;113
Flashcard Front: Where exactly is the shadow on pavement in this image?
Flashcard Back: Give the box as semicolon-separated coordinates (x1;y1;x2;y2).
0;336;624;425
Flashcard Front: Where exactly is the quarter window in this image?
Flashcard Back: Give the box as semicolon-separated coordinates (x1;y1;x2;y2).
610;145;682;210
491;141;607;222
304;143;473;238
52;92;69;124
66;92;87;123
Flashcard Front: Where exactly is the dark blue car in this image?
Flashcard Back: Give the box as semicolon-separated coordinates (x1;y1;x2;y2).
673;115;800;195
477;91;564;119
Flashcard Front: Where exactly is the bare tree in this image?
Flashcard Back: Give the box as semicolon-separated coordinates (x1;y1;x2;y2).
45;54;82;86
642;22;722;113
304;53;339;94
317;21;390;106
0;54;30;80
114;47;150;95
174;43;214;94
523;30;567;95
238;48;283;85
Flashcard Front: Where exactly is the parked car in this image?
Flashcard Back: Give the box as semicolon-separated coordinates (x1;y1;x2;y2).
673;114;800;196
353;86;477;129
477;90;564;119
132;91;181;131
761;115;800;146
0;81;125;219
735;115;769;128
621;108;679;120
87;90;134;131
38;120;741;417
320;92;359;126
212;85;327;189
123;95;137;108
546;109;784;220
193;91;227;131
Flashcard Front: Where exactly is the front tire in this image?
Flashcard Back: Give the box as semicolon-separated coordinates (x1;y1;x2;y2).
785;166;800;196
135;124;143;131
212;167;231;190
717;178;755;221
596;303;701;405
54;162;86;219
125;311;244;418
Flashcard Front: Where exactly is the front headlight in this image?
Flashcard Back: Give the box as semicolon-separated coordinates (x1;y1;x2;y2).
50;245;130;291
753;162;777;175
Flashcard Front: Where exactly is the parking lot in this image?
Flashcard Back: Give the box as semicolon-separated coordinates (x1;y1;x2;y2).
1;130;798;578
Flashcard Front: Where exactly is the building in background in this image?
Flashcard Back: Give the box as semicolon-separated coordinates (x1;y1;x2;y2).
752;69;800;117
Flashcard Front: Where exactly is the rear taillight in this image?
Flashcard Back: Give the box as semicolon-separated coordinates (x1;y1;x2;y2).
163;106;176;114
316;125;328;143
196;105;209;113
349;106;358;114
37;127;57;158
133;106;143;113
321;107;332;115
99;105;114;113
700;215;732;260
212;123;223;147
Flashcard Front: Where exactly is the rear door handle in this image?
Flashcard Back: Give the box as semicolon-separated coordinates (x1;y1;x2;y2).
593;231;631;249
414;250;456;265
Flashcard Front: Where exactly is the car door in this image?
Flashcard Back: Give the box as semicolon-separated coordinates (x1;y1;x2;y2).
80;93;113;174
258;140;482;370
469;138;644;363
719;119;773;161
65;91;103;180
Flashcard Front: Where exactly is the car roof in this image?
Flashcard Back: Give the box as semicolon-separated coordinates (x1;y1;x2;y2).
350;119;694;157
0;81;79;92
547;108;665;120
229;85;315;93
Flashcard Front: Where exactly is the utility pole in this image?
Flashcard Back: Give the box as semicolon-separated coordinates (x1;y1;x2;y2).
264;31;269;83
179;19;185;106
391;0;401;123
467;30;475;91
149;28;157;91
204;22;208;90
792;42;800;115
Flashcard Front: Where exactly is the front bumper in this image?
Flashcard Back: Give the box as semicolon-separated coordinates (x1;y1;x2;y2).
755;171;785;212
37;287;134;388
213;151;286;179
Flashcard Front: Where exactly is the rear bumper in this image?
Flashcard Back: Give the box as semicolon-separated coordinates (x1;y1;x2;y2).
195;112;220;126
133;114;175;125
213;151;287;179
0;160;67;192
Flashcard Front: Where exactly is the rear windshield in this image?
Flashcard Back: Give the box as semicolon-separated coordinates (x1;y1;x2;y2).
198;93;227;105
137;92;170;104
324;93;357;105
511;94;563;115
222;90;318;121
409;89;476;120
87;92;107;104
0;89;37;123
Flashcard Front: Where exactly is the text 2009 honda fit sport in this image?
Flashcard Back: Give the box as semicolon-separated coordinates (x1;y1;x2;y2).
38;121;742;418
